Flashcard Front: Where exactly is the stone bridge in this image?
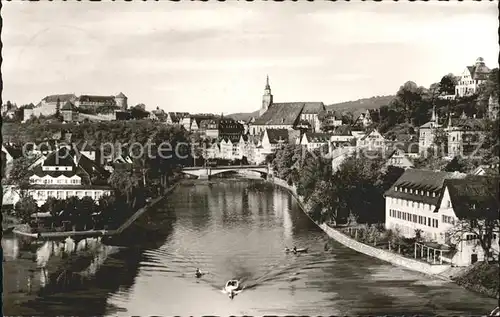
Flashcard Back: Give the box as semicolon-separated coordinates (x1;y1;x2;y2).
181;165;269;179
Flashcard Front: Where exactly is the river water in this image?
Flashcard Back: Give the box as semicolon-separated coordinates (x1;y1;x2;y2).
2;179;496;316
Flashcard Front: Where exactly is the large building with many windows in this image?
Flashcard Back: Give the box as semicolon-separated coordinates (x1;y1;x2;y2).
455;57;491;97
385;169;499;266
27;146;112;206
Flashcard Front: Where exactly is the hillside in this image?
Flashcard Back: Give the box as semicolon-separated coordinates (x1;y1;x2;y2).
227;95;395;121
226;110;259;122
325;95;395;113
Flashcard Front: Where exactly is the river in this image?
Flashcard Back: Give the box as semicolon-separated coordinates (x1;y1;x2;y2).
2;179;496;315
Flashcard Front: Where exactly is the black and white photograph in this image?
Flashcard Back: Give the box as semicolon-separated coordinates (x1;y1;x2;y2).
1;1;499;316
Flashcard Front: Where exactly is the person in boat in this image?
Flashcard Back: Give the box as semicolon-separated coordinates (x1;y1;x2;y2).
228;290;235;299
195;268;203;278
293;246;297;253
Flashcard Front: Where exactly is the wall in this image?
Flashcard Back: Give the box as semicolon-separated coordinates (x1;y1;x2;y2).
271;177;451;276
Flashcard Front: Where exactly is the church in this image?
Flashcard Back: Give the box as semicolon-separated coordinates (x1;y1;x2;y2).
249;76;326;136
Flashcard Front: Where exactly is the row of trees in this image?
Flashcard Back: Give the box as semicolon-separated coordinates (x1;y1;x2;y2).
14;194;130;231
271;145;405;225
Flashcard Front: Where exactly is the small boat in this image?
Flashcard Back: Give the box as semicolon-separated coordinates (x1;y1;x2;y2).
225;279;239;292
285;247;308;253
195;269;206;278
223;279;242;299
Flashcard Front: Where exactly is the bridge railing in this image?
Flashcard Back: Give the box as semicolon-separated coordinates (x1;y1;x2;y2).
182;165;267;170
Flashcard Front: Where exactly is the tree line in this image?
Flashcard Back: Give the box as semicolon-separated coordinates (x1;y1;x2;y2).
270;145;405;225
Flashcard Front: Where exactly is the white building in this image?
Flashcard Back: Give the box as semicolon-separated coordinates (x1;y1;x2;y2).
434;176;499;265
26;147;113;206
353;110;373;127
384;169;498;266
356;128;386;150
455;57;491;97
298;132;331;152
445;114;485;158
419;106;441;154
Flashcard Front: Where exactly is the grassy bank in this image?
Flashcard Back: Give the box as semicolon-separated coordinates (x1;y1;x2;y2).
452;262;499;299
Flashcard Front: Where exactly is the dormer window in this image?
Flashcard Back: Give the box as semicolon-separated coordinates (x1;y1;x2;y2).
432;192;436;197
404;188;407;193
410;189;413;194
426;191;429;196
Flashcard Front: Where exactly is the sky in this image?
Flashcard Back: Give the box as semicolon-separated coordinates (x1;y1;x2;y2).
2;1;498;114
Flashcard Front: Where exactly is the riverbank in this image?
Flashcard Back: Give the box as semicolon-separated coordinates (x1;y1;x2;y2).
269;176;499;299
12;181;180;240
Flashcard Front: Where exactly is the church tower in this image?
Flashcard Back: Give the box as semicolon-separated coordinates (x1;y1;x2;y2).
260;75;273;117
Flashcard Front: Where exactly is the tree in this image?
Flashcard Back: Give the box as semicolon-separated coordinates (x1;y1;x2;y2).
14;196;38;223
5;155;40;198
433;127;448;157
391;81;427;124
439;74;458;95
108;167;140;205
41;197;65;217
78;196;98;230
444;157;468;173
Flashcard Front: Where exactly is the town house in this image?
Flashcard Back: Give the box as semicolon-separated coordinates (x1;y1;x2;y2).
455;57;491;97
384;169;467;243
445;114;485;158
384;169;499;266
418;106;441;154
298;132;331;152
356;128;386;151
433;176;499;265
27;147;113;206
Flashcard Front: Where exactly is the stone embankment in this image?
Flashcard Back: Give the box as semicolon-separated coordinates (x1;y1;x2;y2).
269;177;450;276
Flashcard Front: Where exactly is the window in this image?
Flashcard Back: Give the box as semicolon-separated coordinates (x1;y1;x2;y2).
413;214;417;223
447;201;451;208
428;217;431;226
412;201;415;208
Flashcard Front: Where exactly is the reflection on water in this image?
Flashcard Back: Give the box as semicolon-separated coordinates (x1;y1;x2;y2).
2;179;497;316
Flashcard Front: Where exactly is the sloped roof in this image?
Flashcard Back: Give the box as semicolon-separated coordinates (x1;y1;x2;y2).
43;94;77;103
360;128;384;141
466;62;490;81
301;102;325;114
2;144;23;160
265;129;289;144
332;125;353;136
116;92;127;98
61;101;77;111
449;118;485;131
386;141;419;154
77;95;116;104
253;103;304;125
35;147;109;183
43;147;75;167
384;169;467;205
438;176;499;219
305;132;331;143
420;121;441;129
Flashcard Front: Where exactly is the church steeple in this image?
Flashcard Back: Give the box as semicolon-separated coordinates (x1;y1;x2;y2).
260;75;273;117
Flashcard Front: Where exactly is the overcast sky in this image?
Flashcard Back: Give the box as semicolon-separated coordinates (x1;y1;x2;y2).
2;2;498;114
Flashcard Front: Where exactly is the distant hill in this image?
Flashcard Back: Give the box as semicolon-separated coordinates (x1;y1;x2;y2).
226;110;259;122
227;95;395;121
325;95;395;114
